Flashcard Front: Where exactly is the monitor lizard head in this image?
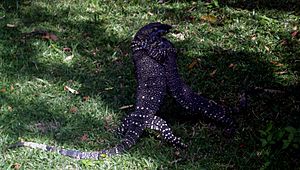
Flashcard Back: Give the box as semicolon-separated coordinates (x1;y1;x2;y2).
134;22;172;40
131;22;175;63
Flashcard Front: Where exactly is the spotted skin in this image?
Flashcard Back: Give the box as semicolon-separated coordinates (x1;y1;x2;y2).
115;23;188;149
117;113;185;148
135;23;237;133
164;47;237;133
9;23;186;159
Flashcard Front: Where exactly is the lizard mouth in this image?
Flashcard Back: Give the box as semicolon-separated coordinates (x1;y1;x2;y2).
158;29;170;36
157;23;172;36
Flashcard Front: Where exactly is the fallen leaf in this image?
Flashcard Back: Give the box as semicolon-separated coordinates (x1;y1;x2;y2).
64;55;74;62
83;96;90;102
42;32;58;41
119;105;134;110
280;39;288;46
264;46;270;52
270;61;284;67
23;30;58;41
293;26;298;31
64;86;79;94
0;88;6;93
291;31;298;38
228;63;237;69
188;59;198;70
7;24;17;28
8;106;13;112
10;85;14;91
12;163;21;170
69;106;78;113
63;47;72;52
104;87;114;91
210;69;217;77
250;34;257;40
148;12;154;16
275;70;288;75
80;133;89;141
201;15;217;23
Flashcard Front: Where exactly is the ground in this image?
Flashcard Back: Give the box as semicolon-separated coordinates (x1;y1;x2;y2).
0;0;299;169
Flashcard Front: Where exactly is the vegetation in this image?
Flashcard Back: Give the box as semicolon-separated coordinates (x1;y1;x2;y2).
1;0;299;169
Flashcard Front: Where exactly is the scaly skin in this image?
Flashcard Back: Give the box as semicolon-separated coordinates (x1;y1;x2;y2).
135;22;238;133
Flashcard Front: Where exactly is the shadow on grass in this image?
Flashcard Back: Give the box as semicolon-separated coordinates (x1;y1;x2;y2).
0;1;134;148
159;0;300;13
220;0;300;13
164;41;299;124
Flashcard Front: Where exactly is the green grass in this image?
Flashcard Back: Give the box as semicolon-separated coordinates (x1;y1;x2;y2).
1;0;299;169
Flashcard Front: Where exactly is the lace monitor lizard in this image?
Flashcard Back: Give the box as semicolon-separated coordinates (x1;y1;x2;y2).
140;23;239;134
